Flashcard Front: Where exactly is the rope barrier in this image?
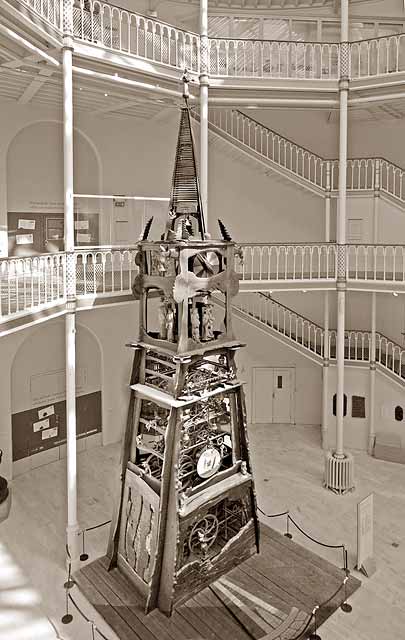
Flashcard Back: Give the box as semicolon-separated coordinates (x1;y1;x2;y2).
287;514;345;550
258;506;349;572
68;593;114;640
257;506;289;518
83;520;112;533
80;520;112;562
61;513;352;639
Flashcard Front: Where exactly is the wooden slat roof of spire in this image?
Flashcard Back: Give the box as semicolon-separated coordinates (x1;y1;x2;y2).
169;99;206;239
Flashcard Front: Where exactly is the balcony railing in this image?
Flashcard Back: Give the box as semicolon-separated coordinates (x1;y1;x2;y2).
75;246;138;298
72;0;199;73
3;244;405;332
350;34;405;79
19;0;62;30
208;38;339;80
12;1;405;84
346;245;405;283
0;253;66;320
237;244;337;282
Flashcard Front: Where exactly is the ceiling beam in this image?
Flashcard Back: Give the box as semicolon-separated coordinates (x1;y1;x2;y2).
1;49;59;69
17;65;54;104
0;24;59;67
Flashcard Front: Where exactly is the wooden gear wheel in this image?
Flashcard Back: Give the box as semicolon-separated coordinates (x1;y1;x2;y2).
192;250;221;277
188;514;219;555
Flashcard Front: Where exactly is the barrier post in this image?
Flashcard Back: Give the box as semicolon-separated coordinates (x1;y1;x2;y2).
340;576;353;613
309;605;321;640
284;515;293;539
80;529;89;561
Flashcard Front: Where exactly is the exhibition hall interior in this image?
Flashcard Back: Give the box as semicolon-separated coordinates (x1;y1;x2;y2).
1;0;405;638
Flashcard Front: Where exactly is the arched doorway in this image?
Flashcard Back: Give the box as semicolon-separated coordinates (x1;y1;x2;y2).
6;121;100;256
11;320;102;475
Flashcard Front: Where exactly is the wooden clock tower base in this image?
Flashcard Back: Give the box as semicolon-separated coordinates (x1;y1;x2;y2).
75;525;361;640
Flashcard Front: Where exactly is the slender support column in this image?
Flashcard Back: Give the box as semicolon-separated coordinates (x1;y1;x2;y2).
373;159;380;244
199;0;209;229
369;292;377;454
321;161;331;449
368;161;379;455
335;0;349;460
63;0;80;566
324;0;354;493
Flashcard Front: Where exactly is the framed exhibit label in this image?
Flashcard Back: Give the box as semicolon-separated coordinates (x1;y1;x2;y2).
357;493;376;576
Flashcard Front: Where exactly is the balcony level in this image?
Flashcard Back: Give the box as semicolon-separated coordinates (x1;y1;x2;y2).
2;0;405;111
2;241;405;336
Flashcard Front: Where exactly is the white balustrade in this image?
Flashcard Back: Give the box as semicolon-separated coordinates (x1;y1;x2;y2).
205;111;405;206
0;253;66;321
237;244;337;282
208;39;339;79
208;109;326;190
72;0;199;72
74;247;138;297
350;34;405;79
233;292;325;357
19;0;62;29
376;333;405;378
346;245;405;283
380;159;405;203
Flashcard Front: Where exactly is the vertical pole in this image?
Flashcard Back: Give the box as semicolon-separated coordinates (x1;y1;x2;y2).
335;0;349;459
369;160;379;455
369;292;376;454
322;161;331;449
63;0;79;566
199;0;209;230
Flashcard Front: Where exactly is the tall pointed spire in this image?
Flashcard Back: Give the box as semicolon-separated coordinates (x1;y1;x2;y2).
168;74;206;239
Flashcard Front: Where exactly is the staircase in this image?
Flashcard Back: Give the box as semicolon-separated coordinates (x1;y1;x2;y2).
230;292;405;386
192;108;405;208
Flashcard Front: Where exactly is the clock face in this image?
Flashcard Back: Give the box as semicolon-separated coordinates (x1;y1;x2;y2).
196;447;222;479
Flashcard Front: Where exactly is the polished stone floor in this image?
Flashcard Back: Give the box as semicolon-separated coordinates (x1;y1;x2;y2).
1;424;404;640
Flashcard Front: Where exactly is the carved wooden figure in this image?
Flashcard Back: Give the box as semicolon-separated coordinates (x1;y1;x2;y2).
107;80;259;617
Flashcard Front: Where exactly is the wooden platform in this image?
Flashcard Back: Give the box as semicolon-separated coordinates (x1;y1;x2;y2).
74;524;361;640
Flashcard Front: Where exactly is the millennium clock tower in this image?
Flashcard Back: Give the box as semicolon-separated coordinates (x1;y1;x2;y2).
107;79;260;616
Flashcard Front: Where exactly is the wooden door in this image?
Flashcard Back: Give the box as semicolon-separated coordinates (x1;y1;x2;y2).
272;368;293;424
118;469;160;591
252;368;273;423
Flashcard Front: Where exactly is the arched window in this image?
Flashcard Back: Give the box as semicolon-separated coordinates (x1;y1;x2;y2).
395;406;403;422
333;394;347;417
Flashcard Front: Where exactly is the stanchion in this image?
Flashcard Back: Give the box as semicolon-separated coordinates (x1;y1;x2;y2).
284;515;293;539
91;621;96;640
64;545;75;589
61;587;73;625
80;529;89;562
309;605;321;640
340;576;353;613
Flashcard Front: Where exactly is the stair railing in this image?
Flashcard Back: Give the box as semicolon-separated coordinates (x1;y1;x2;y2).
202;108;405;206
233;291;325;358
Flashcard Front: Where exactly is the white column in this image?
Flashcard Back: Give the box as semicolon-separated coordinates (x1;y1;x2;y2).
335;0;349;459
369;292;377;454
322;161;331;449
199;0;209;230
63;0;80;566
369;159;379;455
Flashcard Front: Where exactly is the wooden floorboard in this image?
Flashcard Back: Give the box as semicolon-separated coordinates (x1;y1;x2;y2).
74;523;361;640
